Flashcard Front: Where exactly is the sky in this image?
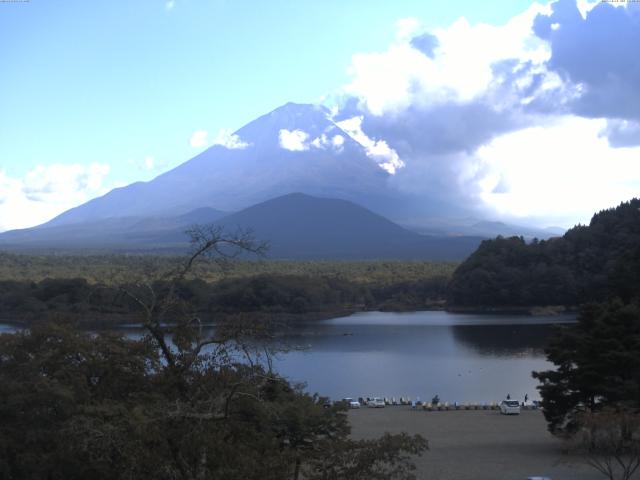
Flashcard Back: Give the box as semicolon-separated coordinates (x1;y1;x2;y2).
1;0;639;231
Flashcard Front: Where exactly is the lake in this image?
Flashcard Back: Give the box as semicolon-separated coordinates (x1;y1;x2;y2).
0;310;574;403
265;311;573;403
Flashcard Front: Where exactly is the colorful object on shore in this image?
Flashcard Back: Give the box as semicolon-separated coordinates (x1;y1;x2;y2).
343;395;540;412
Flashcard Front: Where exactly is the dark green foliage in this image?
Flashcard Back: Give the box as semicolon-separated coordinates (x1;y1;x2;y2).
371;276;450;310
208;274;369;313
0;273;450;325
0;256;457;324
533;300;640;435
448;199;640;306
0;323;157;479
0;323;427;479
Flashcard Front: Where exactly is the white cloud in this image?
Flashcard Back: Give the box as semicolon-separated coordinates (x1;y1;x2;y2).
190;130;209;148
334;1;640;225
336;116;404;174
477;115;640;225
279;129;310;152
344;3;552;115
0;163;111;232
190;129;250;150
212;129;250;150
576;0;600;19
309;133;345;153
279;128;346;153
310;134;328;150
332;134;345;149
128;156;168;173
396;17;421;40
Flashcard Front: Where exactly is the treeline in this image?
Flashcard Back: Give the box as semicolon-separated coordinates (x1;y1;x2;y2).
448;199;640;307
0;254;457;286
0;273;450;325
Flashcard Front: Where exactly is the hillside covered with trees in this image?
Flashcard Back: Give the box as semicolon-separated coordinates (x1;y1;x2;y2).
447;199;640;307
0;257;455;326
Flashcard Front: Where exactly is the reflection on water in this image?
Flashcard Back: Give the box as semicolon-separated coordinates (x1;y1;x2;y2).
452;325;552;356
0;311;575;403
0;324;18;334
269;311;574;402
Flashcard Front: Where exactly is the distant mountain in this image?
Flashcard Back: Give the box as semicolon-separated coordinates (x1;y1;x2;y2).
3;100;561;251
43;103;397;228
0;193;483;260
25;101;559;241
467;221;564;239
401;218;564;240
210;193;483;260
0;207;227;251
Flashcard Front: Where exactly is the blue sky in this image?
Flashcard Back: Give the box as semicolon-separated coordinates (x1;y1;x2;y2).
1;0;532;180
1;0;640;231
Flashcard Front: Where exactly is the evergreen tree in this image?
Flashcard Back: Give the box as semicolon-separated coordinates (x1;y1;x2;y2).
533;300;640;434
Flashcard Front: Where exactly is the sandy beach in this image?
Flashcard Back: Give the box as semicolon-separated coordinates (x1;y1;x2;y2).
349;407;604;480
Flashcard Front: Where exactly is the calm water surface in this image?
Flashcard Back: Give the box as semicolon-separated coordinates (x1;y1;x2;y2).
0;311;575;403
268;311;574;403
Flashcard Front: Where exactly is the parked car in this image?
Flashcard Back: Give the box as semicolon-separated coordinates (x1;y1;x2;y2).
500;400;521;415
367;397;385;408
342;398;361;409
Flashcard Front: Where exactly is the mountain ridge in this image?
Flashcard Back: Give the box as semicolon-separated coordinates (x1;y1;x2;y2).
44;102;394;227
6;101;562;249
0;193;484;260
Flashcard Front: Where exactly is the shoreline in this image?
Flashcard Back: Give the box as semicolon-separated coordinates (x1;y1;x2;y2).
0;305;579;331
445;304;579;316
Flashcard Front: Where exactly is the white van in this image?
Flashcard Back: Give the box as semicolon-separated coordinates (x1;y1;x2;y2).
367;397;385;408
500;400;521;415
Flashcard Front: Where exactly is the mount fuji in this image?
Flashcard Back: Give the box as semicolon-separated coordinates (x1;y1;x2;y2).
43;102;401;227
0;102;559;258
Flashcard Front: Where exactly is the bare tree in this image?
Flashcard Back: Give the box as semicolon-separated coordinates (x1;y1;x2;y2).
108;225;427;480
118;225;268;368
573;409;640;480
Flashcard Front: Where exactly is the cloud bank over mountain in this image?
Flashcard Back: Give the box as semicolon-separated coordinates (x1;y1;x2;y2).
333;0;640;227
0;164;110;232
2;0;639;233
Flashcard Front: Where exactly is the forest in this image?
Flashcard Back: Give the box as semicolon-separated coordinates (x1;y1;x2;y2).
0;256;454;326
447;199;640;307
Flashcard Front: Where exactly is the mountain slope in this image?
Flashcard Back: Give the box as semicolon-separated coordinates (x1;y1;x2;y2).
0;193;483;260
0;207;227;250
27;101;558;240
44;103;394;228
402;218;564;240
161;193;483;260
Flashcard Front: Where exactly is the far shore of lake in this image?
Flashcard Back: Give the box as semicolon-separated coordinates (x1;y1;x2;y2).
0;303;580;331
